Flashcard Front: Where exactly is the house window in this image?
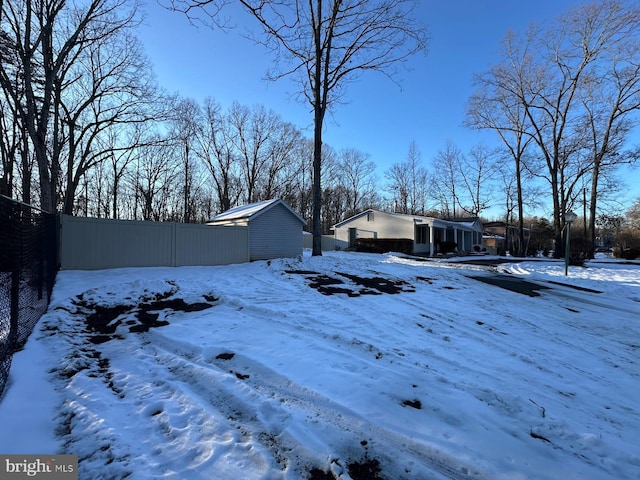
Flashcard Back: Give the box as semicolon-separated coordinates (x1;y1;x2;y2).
367;211;374;221
416;225;429;244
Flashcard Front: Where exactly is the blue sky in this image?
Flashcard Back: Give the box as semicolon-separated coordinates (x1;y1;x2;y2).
138;1;639;217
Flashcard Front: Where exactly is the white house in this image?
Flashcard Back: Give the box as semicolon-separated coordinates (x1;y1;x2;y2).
208;199;307;261
332;209;484;256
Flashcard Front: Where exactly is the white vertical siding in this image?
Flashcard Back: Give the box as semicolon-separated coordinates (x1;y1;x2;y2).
249;203;303;260
60;215;249;270
174;223;249;266
60;216;174;270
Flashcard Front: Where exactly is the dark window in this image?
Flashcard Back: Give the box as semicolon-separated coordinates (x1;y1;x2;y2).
416;225;429;244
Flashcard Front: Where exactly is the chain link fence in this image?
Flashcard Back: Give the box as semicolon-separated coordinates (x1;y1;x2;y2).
0;195;57;399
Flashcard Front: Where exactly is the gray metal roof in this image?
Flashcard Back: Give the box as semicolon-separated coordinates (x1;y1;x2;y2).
209;199;307;225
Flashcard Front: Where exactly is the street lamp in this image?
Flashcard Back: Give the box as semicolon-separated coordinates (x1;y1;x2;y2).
564;211;577;276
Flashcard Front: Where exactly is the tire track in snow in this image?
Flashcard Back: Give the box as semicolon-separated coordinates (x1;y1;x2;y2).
146;330;491;480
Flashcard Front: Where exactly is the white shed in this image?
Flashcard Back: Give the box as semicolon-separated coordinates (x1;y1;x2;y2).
208;199;307;261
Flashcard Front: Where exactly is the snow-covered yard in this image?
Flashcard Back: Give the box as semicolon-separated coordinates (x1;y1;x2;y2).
0;251;639;479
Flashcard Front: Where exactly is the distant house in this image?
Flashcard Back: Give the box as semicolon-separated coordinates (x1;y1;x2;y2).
332;209;484;256
483;221;531;254
208;199;307;261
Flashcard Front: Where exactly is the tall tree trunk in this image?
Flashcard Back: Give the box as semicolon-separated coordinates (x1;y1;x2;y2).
311;0;323;257
589;173;599;257
515;155;525;256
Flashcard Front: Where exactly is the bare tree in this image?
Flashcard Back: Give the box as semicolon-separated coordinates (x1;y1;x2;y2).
0;97;21;197
58;29;161;215
131;140;180;221
386;141;427;215
169;0;428;255
479;1;640;257
169;97;202;222
578;33;640;255
336;148;377;218
260;120;303;201
286;137;315;226
385;161;410;214
457;144;496;218
466;37;535;254
196;97;242;214
430;140;463;217
228;102;279;204
104;125;156;219
0;0;147;212
626;196;640;232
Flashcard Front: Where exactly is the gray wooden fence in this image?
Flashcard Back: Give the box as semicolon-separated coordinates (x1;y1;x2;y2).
60;215;249;270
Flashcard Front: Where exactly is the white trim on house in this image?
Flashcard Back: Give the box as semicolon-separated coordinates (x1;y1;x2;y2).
332;209;484;255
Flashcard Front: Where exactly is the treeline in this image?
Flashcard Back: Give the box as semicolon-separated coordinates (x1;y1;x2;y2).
466;0;640;255
1;0;640;248
69;97;387;230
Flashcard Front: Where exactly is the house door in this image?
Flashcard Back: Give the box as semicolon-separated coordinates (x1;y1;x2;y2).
348;228;357;248
434;229;442;253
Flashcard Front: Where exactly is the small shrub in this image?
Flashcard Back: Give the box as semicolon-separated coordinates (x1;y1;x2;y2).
355;238;413;254
438;241;458;254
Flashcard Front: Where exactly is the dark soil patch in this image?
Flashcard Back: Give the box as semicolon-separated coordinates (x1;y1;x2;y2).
216;352;235;360
308;468;335;480
285;270;319;275
287;270;414;297
336;272;414;294
402;399;422;409
72;286;217;342
84;304;129;335
348;458;384;480
307;451;384;480
308;274;358;297
530;431;552;443
417;276;434;284
88;334;114;345
144;298;214;313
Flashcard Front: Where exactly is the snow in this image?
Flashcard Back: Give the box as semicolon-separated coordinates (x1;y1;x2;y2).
209;199;279;222
0;251;639;479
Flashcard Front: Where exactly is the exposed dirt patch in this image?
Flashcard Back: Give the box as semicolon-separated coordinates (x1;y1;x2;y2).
348;458;384;480
530;431;552;443
402;399;422;409
85;304;130;335
54;345;124;398
308;468;335;480
416;276;434;284
307;457;385;480
336;272;415;294
286;270;414;297
216;352;235;360
69;286;217;343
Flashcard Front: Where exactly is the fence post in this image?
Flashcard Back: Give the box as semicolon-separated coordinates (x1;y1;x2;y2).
9;204;20;350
